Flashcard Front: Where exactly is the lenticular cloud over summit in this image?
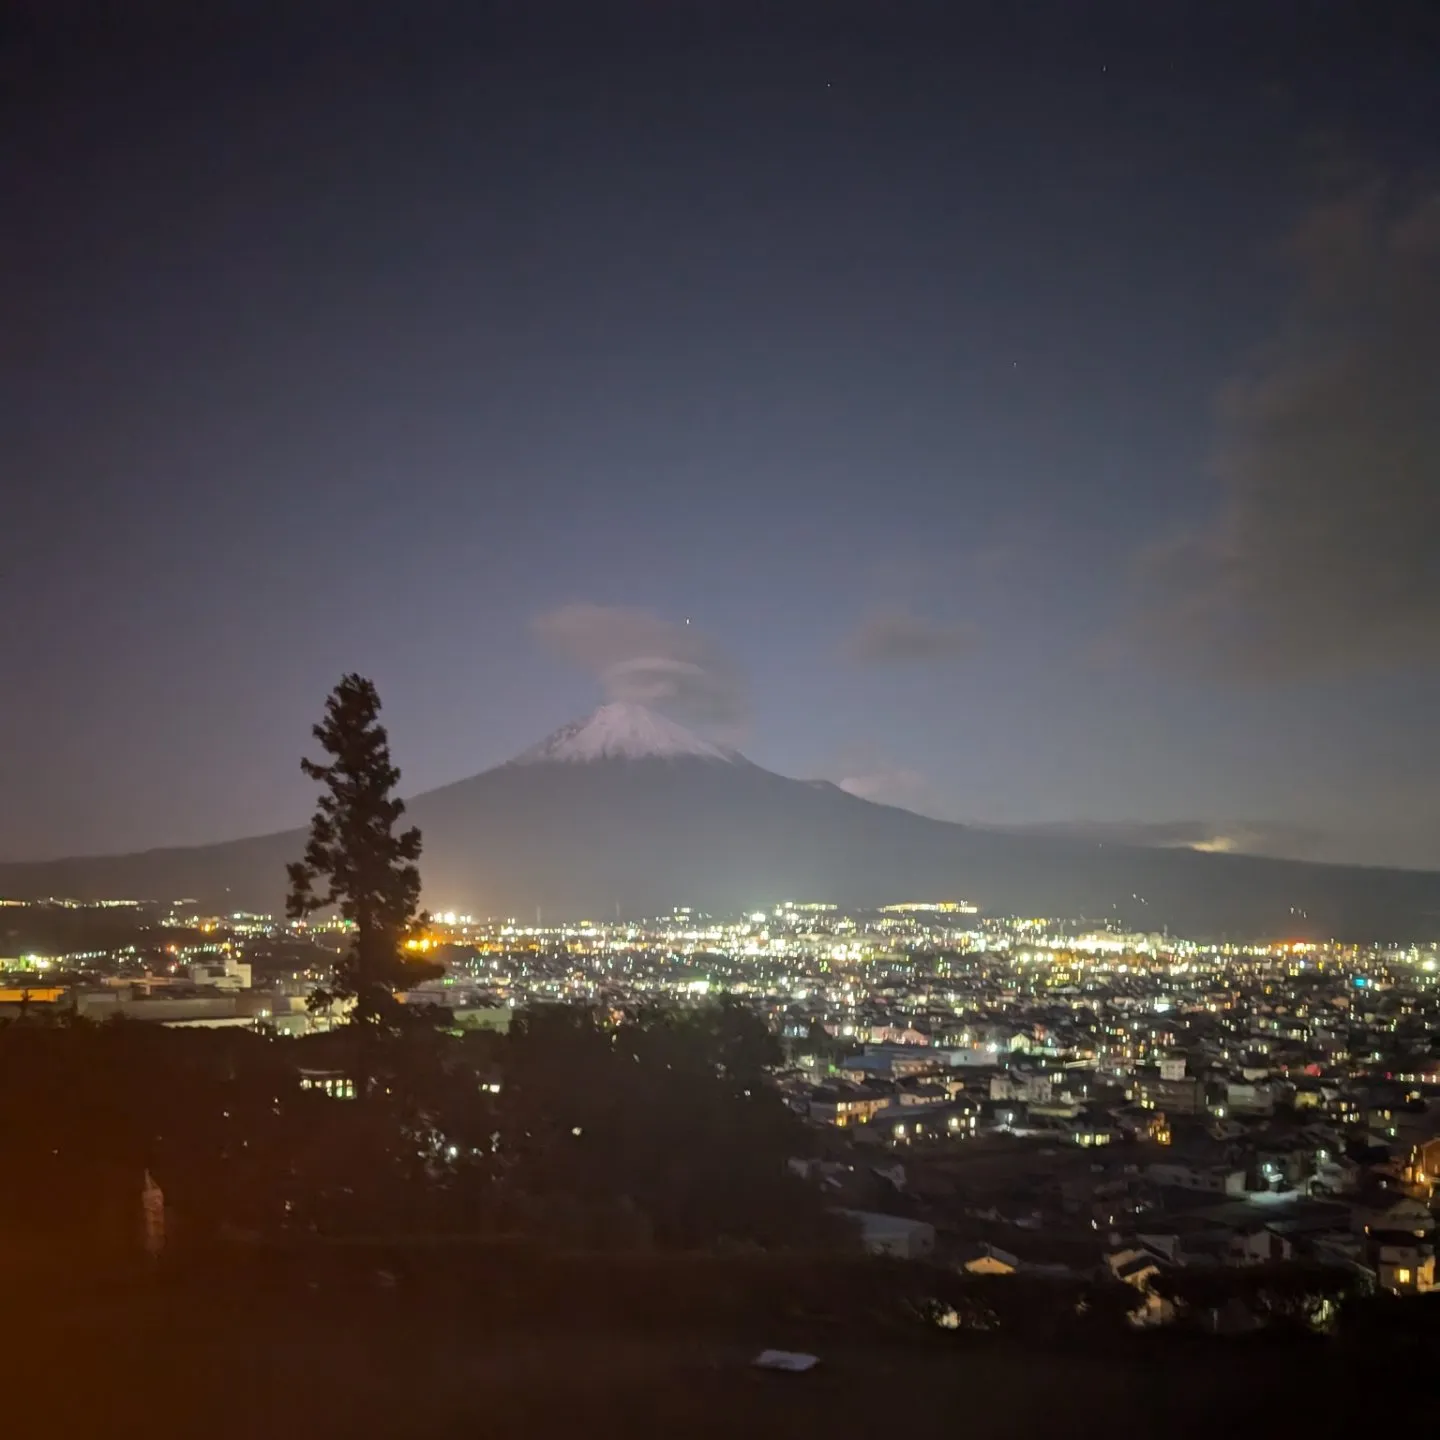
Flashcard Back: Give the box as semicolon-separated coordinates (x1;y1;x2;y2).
530;604;749;729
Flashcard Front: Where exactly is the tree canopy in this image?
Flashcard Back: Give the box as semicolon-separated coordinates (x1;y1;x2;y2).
0;998;839;1255
286;674;436;1033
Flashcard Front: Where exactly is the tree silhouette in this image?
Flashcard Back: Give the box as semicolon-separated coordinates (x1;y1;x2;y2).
286;675;434;1074
488;1001;836;1249
1154;1261;1358;1334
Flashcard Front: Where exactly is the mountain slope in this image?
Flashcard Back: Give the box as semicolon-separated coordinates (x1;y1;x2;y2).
3;706;1439;939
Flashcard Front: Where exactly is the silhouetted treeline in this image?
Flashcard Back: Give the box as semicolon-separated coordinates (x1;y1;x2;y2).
0;999;840;1258
0;902;186;962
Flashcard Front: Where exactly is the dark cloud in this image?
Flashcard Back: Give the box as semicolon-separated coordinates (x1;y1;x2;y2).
1136;186;1440;679
531;604;749;729
818;739;938;812
993;818;1327;859
836;763;928;807
845;607;978;665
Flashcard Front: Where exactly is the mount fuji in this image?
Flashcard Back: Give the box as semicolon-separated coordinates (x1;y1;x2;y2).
4;702;1440;939
511;703;742;766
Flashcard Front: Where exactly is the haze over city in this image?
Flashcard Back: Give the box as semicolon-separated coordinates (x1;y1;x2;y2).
6;2;1439;869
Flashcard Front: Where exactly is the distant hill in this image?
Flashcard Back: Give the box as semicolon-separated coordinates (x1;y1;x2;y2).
3;703;1439;940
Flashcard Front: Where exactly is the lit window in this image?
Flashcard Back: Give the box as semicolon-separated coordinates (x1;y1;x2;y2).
1396;1267;1413;1286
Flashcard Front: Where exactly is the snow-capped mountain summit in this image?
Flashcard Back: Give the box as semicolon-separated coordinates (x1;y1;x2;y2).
511;702;741;766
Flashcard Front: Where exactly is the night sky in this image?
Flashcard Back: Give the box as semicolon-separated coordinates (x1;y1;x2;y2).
4;1;1439;867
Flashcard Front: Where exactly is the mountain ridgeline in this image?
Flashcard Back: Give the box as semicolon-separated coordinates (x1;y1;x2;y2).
4;704;1439;940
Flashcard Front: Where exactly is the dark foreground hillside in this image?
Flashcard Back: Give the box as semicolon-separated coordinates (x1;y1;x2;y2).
6;1251;1430;1440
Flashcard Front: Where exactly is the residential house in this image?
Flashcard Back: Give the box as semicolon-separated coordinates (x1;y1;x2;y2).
990;1066;1054;1106
807;1081;889;1127
1356;1195;1436;1294
866;1100;979;1146
954;1241;1020;1275
1105;1247;1173;1326
1135;1066;1209;1116
839;1209;936;1261
1147;1161;1247;1196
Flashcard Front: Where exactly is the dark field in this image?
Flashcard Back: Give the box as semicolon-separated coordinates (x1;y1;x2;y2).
4;1252;1427;1439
